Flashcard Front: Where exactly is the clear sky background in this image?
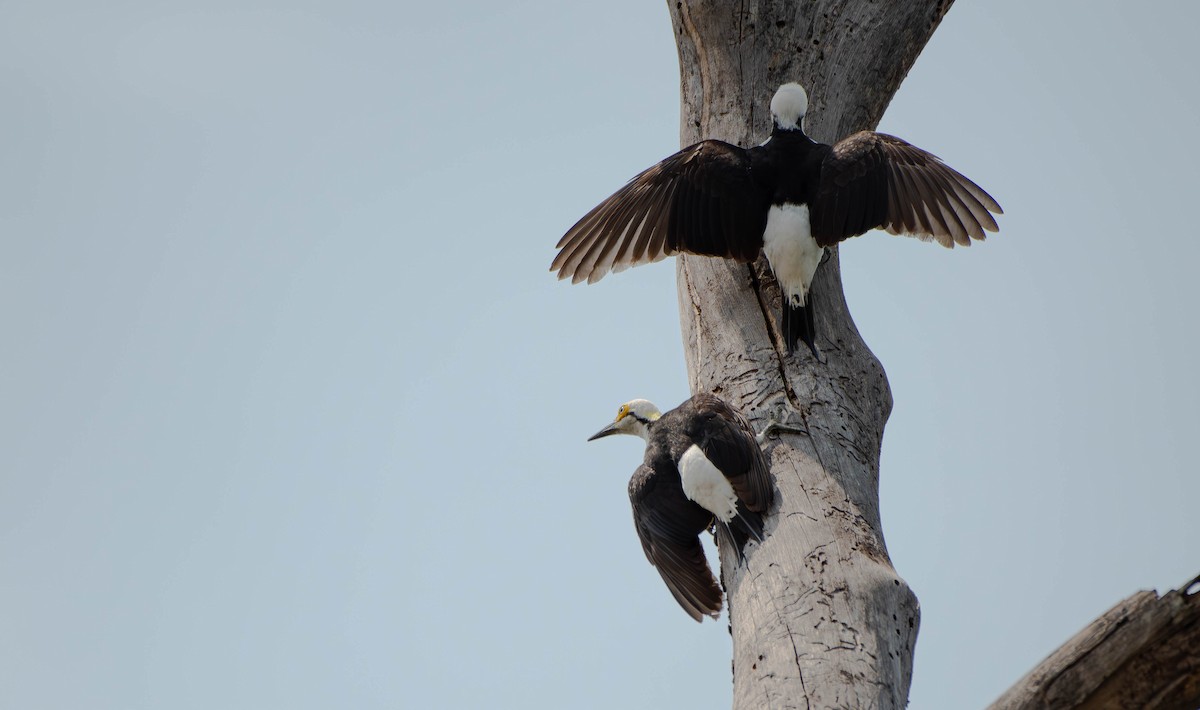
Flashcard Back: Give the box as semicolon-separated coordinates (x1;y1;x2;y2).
2;1;1197;708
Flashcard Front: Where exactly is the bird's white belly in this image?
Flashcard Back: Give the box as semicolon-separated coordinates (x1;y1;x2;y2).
762;203;823;307
679;445;738;523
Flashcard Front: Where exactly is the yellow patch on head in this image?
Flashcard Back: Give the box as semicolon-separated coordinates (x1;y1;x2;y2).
616;404;630;421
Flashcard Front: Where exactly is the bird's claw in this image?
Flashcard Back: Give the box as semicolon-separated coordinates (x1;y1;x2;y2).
756;415;809;445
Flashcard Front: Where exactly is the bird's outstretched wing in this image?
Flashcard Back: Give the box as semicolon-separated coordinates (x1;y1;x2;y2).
630;465;723;622
809;132;1002;248
552;140;769;284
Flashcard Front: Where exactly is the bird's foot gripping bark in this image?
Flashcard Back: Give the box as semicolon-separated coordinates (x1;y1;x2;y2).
756;416;809;445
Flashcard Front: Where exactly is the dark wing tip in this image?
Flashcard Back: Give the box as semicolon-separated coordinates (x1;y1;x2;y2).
866;133;1003;246
551;139;766;285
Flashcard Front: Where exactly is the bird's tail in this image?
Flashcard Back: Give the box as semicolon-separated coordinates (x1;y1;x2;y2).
782;295;819;358
715;503;767;564
733;502;766;545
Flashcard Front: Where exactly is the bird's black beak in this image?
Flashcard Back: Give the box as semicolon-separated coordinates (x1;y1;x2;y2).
587;422;621;441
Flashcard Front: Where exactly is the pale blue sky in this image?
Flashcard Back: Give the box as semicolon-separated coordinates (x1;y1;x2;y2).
2;1;1197;708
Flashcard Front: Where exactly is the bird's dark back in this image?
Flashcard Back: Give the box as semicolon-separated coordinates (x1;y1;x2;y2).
754;131;829;206
628;404;705;512
650;398;706;463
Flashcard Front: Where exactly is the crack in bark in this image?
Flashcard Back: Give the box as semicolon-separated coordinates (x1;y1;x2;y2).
681;257;706;372
783;618;813;710
677;1;709;130
745;262;803;412
1051;612;1134;687
745;567;814;710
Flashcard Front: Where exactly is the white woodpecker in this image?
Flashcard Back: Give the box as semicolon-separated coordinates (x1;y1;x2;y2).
552;82;1003;357
588;393;774;621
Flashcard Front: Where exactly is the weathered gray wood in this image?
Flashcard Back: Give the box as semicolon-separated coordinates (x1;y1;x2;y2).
989;575;1200;710
664;1;955;707
660;4;1200;709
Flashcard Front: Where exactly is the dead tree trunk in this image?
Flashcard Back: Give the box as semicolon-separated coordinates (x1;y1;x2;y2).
662;3;1200;708
665;1;954;707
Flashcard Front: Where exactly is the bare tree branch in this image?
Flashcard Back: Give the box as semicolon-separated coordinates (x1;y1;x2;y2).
989;575;1200;710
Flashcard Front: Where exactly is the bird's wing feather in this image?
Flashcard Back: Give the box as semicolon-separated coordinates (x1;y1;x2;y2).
629;465;722;622
552;140;769;284
687;393;773;514
809;131;1002;248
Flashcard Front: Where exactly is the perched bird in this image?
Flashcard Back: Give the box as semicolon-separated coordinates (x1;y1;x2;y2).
588;393;773;621
552;82;1002;356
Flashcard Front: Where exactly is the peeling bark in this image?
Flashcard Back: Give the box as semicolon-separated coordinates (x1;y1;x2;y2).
665;1;954;707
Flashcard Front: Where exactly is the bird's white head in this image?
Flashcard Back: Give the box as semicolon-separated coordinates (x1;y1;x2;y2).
770;83;809;131
587;399;662;442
